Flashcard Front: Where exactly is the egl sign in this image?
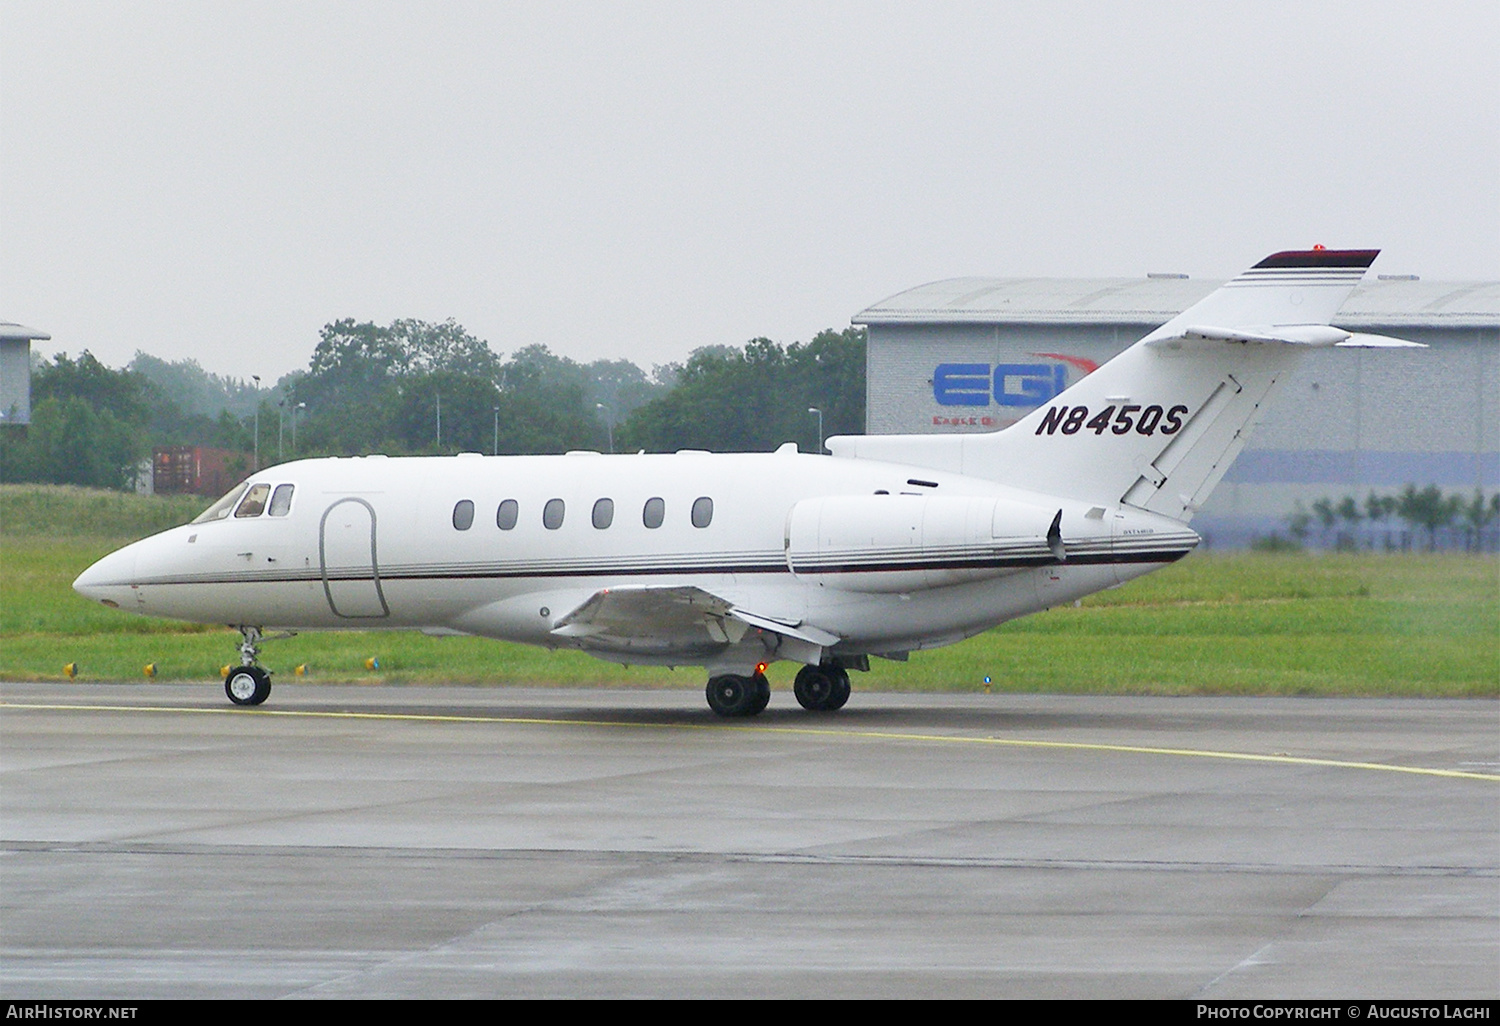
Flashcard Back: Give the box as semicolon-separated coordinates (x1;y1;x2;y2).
932;354;1099;408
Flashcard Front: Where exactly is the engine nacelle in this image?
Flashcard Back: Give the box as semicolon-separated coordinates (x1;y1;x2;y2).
785;494;1061;593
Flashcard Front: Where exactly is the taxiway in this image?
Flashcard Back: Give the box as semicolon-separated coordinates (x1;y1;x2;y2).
1;682;1495;998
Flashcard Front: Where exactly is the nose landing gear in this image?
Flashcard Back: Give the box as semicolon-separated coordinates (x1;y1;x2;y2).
225;665;272;706
224;626;272;706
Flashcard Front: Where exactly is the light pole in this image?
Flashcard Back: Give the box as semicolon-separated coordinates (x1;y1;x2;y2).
435;392;442;451
808;407;823;454
291;401;305;455
251;375;261;470
596;403;614;454
277;400;285;461
492;406;500;456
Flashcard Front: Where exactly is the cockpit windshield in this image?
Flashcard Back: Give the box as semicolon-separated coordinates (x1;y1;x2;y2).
191;483;250;524
234;483;272;518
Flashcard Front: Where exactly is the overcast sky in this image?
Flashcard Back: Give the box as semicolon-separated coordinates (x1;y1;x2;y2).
3;1;1496;381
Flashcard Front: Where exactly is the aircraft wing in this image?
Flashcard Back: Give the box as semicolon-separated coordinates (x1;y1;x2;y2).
551;585;839;663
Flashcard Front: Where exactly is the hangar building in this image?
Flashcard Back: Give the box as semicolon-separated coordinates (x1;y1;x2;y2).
853;275;1499;547
0;322;50;425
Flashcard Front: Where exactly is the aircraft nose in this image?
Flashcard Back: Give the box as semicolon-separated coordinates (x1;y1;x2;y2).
73;545;138;604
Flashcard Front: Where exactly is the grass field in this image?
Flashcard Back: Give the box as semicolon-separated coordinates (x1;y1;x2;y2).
2;484;1496;696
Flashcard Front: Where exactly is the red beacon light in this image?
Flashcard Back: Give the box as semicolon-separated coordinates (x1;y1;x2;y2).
1312;244;1326;251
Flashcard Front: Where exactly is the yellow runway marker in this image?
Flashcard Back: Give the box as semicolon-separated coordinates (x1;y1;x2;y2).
4;700;1497;782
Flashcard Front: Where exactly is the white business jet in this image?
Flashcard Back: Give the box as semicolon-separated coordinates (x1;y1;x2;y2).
74;249;1418;715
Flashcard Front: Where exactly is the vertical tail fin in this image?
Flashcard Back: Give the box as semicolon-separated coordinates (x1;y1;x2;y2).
979;248;1380;519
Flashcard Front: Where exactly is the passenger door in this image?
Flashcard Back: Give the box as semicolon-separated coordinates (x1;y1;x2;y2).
319;498;389;618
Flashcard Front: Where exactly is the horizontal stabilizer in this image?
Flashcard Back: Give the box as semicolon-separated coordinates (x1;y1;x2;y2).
1333;332;1426;349
1148;324;1425;349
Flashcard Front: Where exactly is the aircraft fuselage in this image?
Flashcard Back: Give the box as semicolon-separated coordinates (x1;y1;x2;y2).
74;448;1194;668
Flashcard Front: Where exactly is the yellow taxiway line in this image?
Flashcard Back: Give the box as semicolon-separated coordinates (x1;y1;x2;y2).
4;699;1497;782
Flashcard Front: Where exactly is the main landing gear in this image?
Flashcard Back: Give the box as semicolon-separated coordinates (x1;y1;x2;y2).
225;626;272;706
793;663;850;712
705;662;852;717
705;671;771;717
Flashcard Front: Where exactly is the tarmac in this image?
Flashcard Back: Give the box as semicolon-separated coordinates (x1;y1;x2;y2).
1;681;1496;999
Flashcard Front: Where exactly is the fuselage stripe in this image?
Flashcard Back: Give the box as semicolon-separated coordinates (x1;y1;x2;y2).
99;545;1195;589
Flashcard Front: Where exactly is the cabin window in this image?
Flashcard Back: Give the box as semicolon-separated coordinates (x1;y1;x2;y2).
193;483;248;524
234;483;272;518
543;498;565;530
691;496;713;528
592;497;614;529
496;499;518;530
268;484;295;517
642;496;665;529
452;500;475;530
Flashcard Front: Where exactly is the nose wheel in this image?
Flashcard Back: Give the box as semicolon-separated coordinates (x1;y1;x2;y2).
225;665;272;706
225;625;273;706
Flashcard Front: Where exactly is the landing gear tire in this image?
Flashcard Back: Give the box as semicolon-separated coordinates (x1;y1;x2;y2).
794;665;834;710
748;672;771;715
794;663;850;712
826;665;851;711
225;665;272;706
706;674;764;717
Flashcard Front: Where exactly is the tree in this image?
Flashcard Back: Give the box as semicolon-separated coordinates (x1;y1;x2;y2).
0;396;144;489
1365;490;1397;549
0;353;156;488
295;320;402;453
1335;494;1362;550
618;327;866;453
389;370;501;454
492;347;602;454
1310;497;1337;548
789;326;867;446
1397;484;1457;551
297;319;505;455
30;351;149;426
584;357;671;426
1285;501;1312;546
128;352;265;419
386;318;501;380
1459;490;1499;553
